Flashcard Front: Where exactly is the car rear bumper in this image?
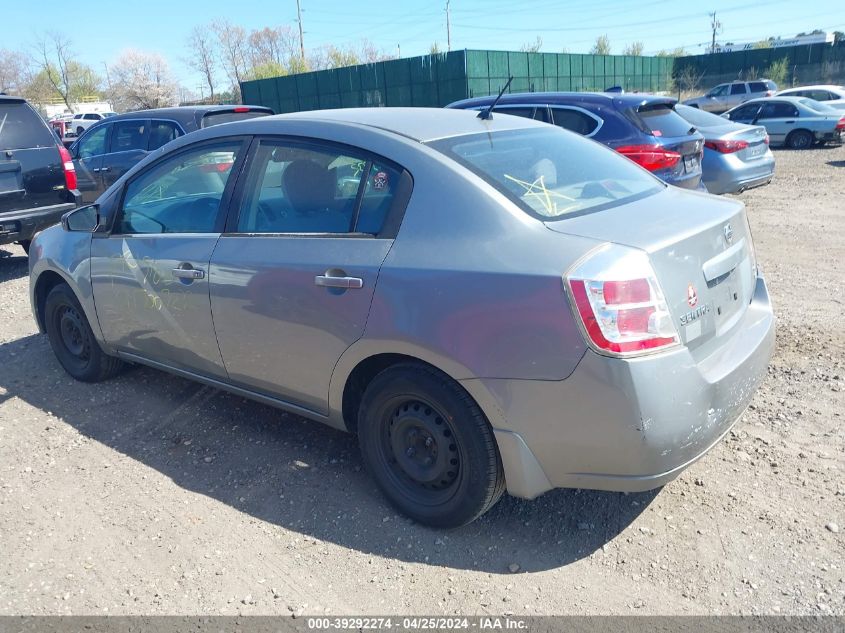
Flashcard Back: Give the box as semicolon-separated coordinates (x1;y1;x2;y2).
466;274;775;499
0;200;78;246
703;150;776;195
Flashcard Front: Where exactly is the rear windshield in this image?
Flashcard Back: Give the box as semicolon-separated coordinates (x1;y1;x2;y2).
200;110;271;128
427;127;662;220
675;104;732;128
628;104;695;138
0;102;57;151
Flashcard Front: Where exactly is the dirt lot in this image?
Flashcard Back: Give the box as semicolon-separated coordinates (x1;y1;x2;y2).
0;146;843;617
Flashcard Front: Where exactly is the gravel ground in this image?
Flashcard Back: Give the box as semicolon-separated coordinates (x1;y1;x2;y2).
0;145;843;616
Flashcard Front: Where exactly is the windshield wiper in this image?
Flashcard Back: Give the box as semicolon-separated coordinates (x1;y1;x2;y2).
478;76;514;121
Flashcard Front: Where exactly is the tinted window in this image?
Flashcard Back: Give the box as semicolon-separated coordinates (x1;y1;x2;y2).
759;102;799;119
492;107;536;120
748;82;768;93
727;104;760;120
730;84;747;95
631;104;693;138
808;90;834;102
148;121;180;151
550;107;599;135
118;141;241;234
428;127;661;220
200;110;270;128
237;141;399;235
77;125;108;159
84;113;99;120
110;120;148;153
0;102;57;150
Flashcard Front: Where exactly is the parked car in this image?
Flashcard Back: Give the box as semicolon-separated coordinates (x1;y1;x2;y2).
0;95;79;252
447;92;705;190
30;108;775;527
721;97;845;149
684;80;777;113
775;84;845;111
30;108;774;527
675;104;774;195
49;113;75;141
69;104;273;204
69;111;117;137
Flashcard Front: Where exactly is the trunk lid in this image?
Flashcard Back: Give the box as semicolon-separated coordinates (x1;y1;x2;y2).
725;125;769;162
547;187;756;357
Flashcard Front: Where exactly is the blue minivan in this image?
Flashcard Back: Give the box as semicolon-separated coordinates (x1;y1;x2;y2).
448;92;705;190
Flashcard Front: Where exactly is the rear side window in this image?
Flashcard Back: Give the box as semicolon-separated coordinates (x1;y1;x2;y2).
492;107;536;120
748;81;768;93
0;102;57;150
730;84;747;95
148;121;181;151
428;127;662;220
629;104;694;138
110;121;148;153
200;110;271;128
550;107;599;135
759;102;799;118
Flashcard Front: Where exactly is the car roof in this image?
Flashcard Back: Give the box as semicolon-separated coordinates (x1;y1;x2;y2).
0;95;27;104
740;96;808;105
272;106;548;142
779;84;844;91
447;91;676;110
104;104;272;126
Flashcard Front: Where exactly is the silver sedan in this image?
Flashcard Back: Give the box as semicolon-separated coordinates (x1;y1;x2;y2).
722;97;845;148
29;108;775;527
675;104;775;195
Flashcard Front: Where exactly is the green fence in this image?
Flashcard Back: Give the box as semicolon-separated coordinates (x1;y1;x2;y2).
240;49;675;114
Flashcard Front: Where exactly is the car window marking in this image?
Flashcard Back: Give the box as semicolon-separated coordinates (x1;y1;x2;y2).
0;113;7;138
503;173;576;217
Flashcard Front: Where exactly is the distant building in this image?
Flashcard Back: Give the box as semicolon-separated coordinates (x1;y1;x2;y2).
717;32;834;54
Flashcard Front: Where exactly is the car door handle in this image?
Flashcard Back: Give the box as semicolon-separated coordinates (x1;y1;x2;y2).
92;167;111;173
315;274;363;289
172;267;205;280
785;120;795;124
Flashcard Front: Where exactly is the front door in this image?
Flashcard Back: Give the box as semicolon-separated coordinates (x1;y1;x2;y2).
209;138;408;413
72;125;108;204
90;137;248;378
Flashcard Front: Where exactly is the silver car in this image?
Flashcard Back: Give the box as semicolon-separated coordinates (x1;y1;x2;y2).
722;96;845;148
675;104;775;195
684;79;777;113
29;108;775;527
776;84;845;111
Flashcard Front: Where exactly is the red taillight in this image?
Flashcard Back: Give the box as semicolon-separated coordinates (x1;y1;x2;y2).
57;145;77;191
765;90;774;97
764;134;770;145
704;139;749;154
233;106;250;113
566;245;680;357
836;117;845;131
615;144;681;171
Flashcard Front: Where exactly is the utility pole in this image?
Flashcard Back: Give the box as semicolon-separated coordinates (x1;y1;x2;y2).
296;0;306;65
709;11;721;54
446;0;452;52
101;61;112;94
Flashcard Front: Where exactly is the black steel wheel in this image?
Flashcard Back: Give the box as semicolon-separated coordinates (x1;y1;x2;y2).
358;363;505;528
44;283;124;382
786;129;813;150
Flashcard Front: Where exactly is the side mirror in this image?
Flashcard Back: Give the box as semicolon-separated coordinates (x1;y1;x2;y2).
61;204;99;232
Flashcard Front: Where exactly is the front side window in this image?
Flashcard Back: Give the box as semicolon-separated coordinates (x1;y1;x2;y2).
77;125;108;159
117;141;241;234
709;85;729;97
236;141;401;235
428;127;662;220
110;120;148;153
728;104;760;121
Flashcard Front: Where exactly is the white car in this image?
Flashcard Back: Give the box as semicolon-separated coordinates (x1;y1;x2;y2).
69;111;117;136
775;85;845;111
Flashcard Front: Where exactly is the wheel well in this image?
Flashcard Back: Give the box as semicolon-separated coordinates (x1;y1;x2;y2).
342;353;452;434
33;271;67;332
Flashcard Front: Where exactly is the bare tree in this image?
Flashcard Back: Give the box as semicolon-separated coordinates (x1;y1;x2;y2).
622;41;644;56
213;20;249;98
0;49;31;95
519;36;543;53
108;49;177;111
186;25;217;102
33;32;100;111
675;65;705;97
590;34;611;55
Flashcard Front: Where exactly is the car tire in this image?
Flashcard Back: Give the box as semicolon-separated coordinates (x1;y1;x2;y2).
76;126;84;136
358;363;505;528
44;283;124;382
18;240;31;255
786;129;813;150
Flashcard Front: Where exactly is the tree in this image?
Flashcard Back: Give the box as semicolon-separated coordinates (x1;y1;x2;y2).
213;20;249;98
429;42;442;55
764;57;789;86
590;34;611;55
833;31;844;44
519;36;543;53
656;47;687;57
675;65;705;96
33;32;101;111
622;42;644;56
248;26;300;71
0;49;30;95
108;49;178;110
186;25;217;102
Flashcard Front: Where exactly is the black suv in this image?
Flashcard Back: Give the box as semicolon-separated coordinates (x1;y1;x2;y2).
1;96;79;252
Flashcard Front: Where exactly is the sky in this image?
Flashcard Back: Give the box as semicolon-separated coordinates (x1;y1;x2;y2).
4;0;844;91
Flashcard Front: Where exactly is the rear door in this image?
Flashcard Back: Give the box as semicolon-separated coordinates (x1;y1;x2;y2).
100;118;150;190
757;101;799;144
209;137;410;414
0;99;65;214
90;137;249;378
727;83;749;108
71;125;109;204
